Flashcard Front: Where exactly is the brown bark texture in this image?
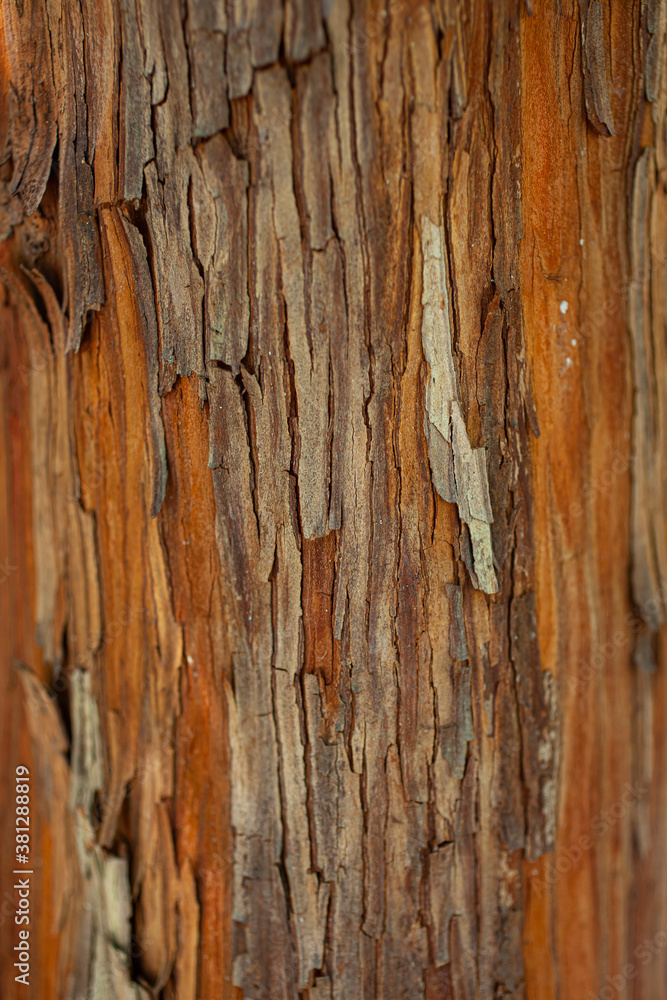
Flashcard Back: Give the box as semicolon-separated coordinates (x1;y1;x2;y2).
0;1;666;998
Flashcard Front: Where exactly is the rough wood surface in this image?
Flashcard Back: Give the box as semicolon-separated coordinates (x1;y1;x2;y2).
1;1;666;998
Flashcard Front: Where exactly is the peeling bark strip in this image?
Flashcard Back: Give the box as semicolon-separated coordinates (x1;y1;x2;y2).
628;149;666;630
421;217;498;594
2;1;667;999
645;0;667;102
579;0;616;136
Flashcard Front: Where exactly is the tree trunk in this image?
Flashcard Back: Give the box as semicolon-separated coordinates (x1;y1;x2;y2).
1;1;666;998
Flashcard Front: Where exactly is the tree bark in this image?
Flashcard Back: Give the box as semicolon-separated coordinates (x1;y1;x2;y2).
1;1;666;998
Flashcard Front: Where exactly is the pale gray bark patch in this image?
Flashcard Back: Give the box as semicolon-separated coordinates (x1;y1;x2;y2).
421;216;499;594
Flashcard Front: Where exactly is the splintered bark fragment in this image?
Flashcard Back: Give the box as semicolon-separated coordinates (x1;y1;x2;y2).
69;669;105;810
194;134;250;368
421;216;499;593
446;583;469;661
510;593;559;859
255;67;331;539
579;0;616;136
225;0;253;98
0;0;57;215
119;0;154;201
440;665;474;780
284;0;326;62
629;149;666;628
427;844;457;965
435;1;468;118
144;158;205;386
185;0;229;139
117;215;168;517
645;0;667;102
